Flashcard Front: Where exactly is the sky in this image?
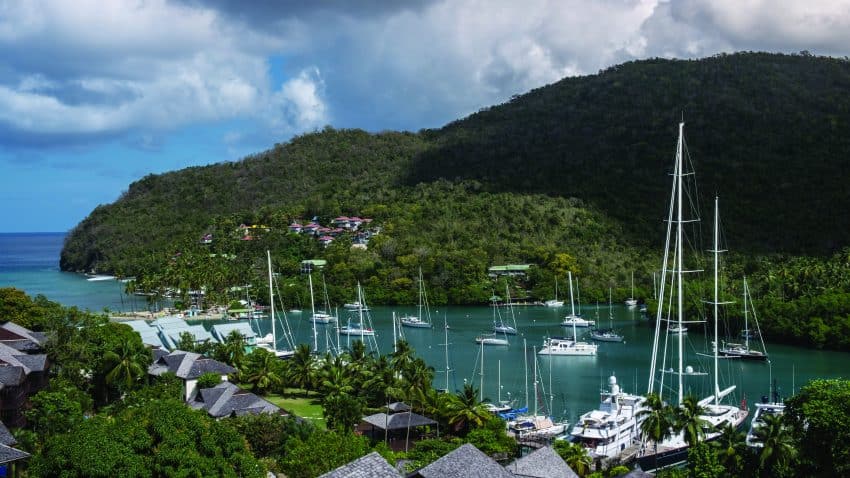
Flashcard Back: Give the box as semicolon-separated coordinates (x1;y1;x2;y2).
1;0;849;232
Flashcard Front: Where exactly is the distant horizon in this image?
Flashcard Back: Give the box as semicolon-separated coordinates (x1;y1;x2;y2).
0;231;67;235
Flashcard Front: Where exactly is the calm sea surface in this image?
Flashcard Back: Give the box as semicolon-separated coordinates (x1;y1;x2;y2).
1;232;847;423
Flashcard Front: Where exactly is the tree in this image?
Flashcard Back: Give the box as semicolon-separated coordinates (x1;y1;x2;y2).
785;378;850;477
243;348;285;394
31;398;265;477
26;380;92;440
102;337;151;393
674;394;711;447
553;440;592;477
323;393;365;433
230;413;315;460
637;392;674;464
288;343;316;391
687;441;723;478
445;383;490;434
711;422;746;476
196;372;222;390
753;412;796;477
279;431;370;478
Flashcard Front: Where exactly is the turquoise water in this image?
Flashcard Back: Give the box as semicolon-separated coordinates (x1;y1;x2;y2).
2;232;848;423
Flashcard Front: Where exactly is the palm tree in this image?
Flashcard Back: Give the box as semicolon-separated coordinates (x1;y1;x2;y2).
243;348;284;394
362;355;399;406
753;413;796;476
638;392;675;457
675;394;712;447
103;341;151;391
220;329;246;369
390;339;415;374
445;383;490;434
554;440;592;477
288;343;316;391
712;422;746;475
318;355;354;398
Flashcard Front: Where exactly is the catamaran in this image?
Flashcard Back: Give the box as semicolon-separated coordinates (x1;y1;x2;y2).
637;125;748;471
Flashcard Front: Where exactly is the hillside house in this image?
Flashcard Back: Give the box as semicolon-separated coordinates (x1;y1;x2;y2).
148;350;236;401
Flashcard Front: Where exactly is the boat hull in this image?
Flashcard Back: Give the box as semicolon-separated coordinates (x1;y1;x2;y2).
719;350;768;361
401;320;431;328
590;333;624;342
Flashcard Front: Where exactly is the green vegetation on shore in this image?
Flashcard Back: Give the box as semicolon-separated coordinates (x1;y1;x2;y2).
59;52;850;351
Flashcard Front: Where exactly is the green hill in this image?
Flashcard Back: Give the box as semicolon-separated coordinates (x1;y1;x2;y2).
60;52;850;324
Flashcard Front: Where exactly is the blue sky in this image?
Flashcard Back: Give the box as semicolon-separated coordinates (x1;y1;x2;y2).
1;0;849;232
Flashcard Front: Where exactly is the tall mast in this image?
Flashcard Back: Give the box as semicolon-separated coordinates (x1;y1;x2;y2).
676;121;685;406
358;283;365;342
743;277;750;351
418;267;423;321
309;273;317;353
444;314;450;392
649;127;680;395
524;338;529;410
267;250;276;352
479;339;484;402
498;360;502;403
568;271;575;317
533;346;539;416
713;196;720;406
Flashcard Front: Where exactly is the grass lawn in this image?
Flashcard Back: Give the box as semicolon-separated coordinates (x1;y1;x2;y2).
265;389;326;429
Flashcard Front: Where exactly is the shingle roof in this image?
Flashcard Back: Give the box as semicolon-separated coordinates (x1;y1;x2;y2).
615;470;654;478
411;443;514;478
12;354;47;373
0;366;25;386
319;451;400;478
387;402;411;412
190;382;280;418
0;422;16;446
505;446;578;478
0;322;45;346
148;350;236;380
211;323;257;342
362;412;437;431
0;444;30;464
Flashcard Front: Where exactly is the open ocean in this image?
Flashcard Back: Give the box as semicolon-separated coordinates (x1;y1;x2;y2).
1;231;848;423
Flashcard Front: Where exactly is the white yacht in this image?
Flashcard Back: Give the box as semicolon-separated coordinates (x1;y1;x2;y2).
746;401;785;448
537;336;597;356
570;375;646;458
475;333;509;346
560;271;595;327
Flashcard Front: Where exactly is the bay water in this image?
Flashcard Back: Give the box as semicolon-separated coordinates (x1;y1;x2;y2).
1;232;847;424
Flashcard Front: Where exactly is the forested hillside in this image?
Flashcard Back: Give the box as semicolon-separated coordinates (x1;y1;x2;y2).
58;53;850;349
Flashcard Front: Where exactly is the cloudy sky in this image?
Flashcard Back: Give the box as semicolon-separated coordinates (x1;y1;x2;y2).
2;0;849;232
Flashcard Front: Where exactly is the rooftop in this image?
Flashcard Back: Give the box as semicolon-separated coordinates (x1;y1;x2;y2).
318;451;400;478
411;443;514;478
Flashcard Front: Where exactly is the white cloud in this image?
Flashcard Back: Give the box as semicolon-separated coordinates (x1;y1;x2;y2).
271;67;328;132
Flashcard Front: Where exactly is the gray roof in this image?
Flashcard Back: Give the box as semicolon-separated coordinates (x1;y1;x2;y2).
362;412;437;431
13;354;47;373
164;325;215;349
0;444;29;464
211;322;257;342
124;320;166;348
0;422;16;446
0;322;45;347
319;451;400;478
505;446;578;478
387;402;411;412
148;350;236;380
0;366;25;386
190;382;280;418
411;444;514;478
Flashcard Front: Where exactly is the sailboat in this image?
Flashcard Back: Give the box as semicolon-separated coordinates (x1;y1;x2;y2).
476;294;510;345
624;271;638;307
338;283;376;336
400;268;432;328
493;284;518;335
307;274;336;324
719;277;768;360
544;277;564;307
540;276;597;355
508;345;569;438
590;289;624;342
560;271;594;328
637;125;748;471
256;251;295;359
